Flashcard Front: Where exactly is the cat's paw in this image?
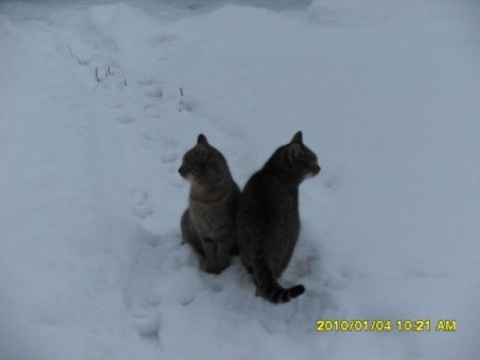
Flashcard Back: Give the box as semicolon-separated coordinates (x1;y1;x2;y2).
204;262;229;275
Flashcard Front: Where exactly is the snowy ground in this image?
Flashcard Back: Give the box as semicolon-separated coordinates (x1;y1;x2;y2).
1;0;480;359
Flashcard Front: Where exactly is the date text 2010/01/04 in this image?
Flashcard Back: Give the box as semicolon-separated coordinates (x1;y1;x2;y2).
316;319;456;332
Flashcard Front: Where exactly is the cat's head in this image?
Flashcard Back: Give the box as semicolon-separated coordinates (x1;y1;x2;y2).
269;131;321;181
178;134;228;181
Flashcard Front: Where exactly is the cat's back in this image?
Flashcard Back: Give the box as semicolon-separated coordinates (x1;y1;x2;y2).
240;169;295;209
238;168;299;239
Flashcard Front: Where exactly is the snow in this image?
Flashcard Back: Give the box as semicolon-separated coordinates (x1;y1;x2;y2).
1;0;479;359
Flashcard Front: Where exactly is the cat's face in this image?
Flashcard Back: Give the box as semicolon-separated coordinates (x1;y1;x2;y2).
178;134;224;181
178;148;206;180
283;131;321;180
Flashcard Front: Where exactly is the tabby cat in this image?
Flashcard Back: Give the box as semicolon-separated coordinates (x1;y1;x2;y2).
179;134;240;274
237;131;320;303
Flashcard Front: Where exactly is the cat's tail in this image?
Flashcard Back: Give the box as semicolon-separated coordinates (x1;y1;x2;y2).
251;255;305;304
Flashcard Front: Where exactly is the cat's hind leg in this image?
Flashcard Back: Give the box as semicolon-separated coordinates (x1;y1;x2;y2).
202;237;231;274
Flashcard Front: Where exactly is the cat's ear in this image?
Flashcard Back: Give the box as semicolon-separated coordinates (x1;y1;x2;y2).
290;131;303;144
288;143;303;162
197;134;209;145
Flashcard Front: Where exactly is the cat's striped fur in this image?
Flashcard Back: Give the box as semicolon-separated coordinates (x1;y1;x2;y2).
237;131;320;303
179;134;240;274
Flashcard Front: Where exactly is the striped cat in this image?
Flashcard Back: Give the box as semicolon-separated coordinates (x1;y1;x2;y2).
179;134;240;274
237;131;320;303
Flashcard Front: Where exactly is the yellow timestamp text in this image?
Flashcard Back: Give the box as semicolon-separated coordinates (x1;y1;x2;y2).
316;319;457;332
